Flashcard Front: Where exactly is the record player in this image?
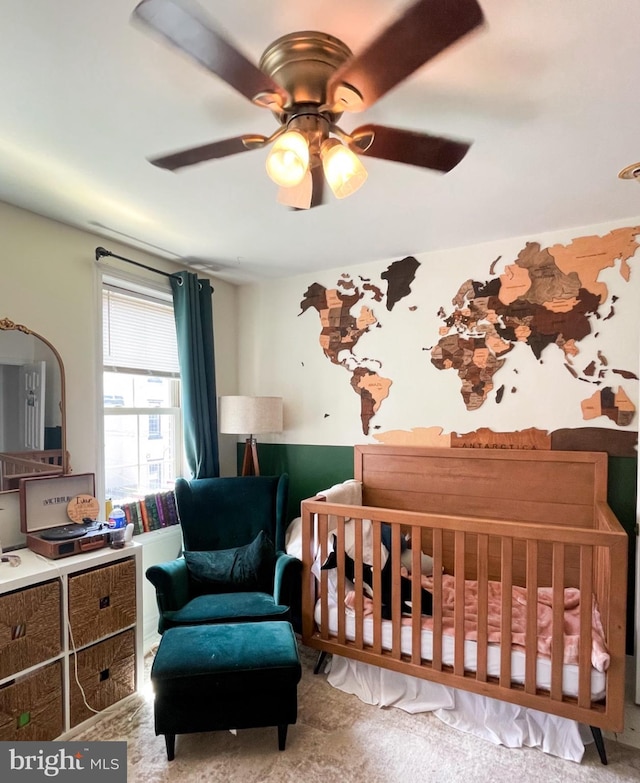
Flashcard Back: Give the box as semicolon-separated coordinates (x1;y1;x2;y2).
19;473;110;559
26;520;110;559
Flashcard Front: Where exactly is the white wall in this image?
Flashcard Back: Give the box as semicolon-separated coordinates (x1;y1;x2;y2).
140;526;183;651
238;217;640;446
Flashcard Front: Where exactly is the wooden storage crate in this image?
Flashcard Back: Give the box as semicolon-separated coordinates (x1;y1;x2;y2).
68;557;136;648
69;629;136;727
0;580;61;680
0;661;63;741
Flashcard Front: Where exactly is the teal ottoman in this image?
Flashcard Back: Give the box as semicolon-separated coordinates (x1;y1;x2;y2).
151;621;301;761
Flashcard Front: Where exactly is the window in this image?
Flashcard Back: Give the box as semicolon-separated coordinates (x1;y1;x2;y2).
102;282;182;506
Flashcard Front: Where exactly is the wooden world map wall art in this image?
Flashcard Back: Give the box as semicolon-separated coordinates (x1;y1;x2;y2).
299;227;640;457
372;425;637;459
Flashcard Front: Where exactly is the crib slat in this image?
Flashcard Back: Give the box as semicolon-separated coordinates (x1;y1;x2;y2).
301;503;313;641
372;520;383;654
500;538;513;688
550;543;565;701
432;529;443;671
454;530;466;675
525;540;538;694
391;523;402;658
578;546;594;708
594;544;609;636
411;525;422;664
318;513;329;641
476;534;489;682
354;519;364;650
336;518;346;645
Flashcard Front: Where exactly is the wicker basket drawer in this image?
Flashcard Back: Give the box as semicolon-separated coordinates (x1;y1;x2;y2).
0;580;62;680
68;558;136;648
69;629;136;727
0;661;63;741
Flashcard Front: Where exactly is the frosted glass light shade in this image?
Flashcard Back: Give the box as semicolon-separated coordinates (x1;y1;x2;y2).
219;396;283;435
321;138;368;199
265;131;309;187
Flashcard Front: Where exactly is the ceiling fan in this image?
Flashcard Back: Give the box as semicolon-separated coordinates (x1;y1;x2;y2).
132;0;485;209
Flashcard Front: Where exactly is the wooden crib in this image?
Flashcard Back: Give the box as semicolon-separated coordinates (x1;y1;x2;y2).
300;446;628;759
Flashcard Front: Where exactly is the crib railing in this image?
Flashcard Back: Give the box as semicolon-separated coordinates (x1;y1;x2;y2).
300;498;627;731
0;449;64;490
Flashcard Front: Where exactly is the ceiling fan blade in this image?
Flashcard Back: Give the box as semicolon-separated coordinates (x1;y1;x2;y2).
327;0;484;112
149;134;266;171
308;163;326;208
132;0;289;108
350;124;471;172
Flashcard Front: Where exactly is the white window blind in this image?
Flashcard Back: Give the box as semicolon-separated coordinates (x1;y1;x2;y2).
103;286;180;376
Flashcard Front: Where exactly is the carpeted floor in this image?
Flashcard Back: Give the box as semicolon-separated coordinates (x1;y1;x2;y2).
68;643;640;783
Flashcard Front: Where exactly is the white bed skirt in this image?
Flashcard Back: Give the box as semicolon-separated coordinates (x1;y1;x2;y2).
326;655;593;763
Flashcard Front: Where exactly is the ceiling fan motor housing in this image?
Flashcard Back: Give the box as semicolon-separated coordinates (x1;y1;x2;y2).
259;31;353;118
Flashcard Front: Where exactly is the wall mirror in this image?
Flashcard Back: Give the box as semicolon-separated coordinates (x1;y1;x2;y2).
0;317;68;492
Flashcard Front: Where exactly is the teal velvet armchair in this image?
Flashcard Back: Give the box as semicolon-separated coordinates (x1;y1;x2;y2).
146;474;301;633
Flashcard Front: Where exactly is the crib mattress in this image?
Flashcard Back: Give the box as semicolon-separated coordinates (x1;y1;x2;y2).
314;602;607;700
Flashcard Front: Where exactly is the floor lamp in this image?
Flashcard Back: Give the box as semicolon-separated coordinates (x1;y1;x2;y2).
219;396;283;476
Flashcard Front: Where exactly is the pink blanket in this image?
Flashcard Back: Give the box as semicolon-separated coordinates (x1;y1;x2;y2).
344;573;610;672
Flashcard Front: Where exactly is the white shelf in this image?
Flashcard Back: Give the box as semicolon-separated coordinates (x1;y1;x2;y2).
0;543;144;737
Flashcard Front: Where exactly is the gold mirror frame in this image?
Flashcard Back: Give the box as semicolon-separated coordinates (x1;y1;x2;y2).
0;317;69;488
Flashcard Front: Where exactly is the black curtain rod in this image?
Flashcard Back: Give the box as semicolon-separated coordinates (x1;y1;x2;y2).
95;246;182;281
95;246;215;293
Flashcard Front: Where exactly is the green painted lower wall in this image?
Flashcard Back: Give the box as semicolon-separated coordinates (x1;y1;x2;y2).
248;443;354;522
608;457;637;652
243;443;637;652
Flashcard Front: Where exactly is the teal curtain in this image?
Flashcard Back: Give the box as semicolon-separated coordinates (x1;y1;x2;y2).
171;271;220;478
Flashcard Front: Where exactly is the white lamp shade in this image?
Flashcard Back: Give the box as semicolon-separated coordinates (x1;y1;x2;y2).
219;396;283;435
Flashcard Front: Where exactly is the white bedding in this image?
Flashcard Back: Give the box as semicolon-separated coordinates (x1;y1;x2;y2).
314;602;607;700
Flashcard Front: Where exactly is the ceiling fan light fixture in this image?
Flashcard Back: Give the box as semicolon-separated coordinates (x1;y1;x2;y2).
265;130;310;187
134;0;486;207
321;138;368;199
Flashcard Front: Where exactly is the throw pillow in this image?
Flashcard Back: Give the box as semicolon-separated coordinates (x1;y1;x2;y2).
184;530;275;593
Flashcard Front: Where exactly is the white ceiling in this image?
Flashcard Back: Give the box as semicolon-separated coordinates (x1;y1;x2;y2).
1;0;640;284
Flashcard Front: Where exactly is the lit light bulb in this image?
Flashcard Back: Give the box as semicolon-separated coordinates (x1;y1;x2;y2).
265;131;310;187
321;138;368;199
